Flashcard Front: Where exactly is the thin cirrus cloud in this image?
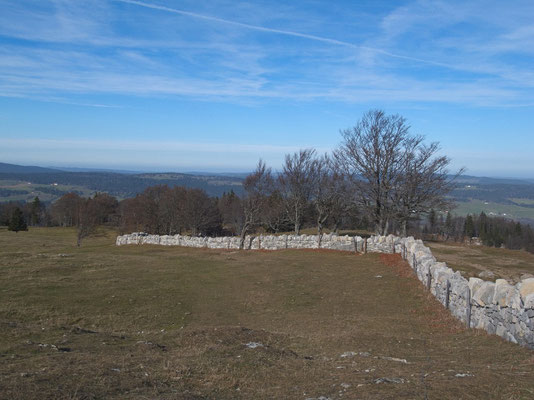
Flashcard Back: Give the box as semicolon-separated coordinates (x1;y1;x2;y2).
0;0;532;174
115;0;455;69
0;0;531;107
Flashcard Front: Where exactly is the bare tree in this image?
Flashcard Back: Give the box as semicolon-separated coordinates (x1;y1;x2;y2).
335;110;407;234
119;195;147;234
327;172;358;234
279;149;317;235
262;190;289;233
91;193;119;225
311;154;346;246
336;109;461;236
218;190;244;236
392;141;464;235
160;186;187;234
182;188;222;236
76;197;95;246
76;193;119;246
239;160;273;249
51;192;83;227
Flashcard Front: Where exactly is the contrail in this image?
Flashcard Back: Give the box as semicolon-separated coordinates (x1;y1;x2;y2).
115;0;452;69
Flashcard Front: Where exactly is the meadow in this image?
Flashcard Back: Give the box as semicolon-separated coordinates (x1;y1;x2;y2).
426;240;534;283
1;227;533;399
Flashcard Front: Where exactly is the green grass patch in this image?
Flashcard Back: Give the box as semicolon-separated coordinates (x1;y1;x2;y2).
510;198;534;205
453;199;534;219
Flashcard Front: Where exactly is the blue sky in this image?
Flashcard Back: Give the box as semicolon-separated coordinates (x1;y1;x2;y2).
0;0;533;177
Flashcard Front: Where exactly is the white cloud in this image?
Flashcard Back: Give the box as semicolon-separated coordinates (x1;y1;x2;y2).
0;0;532;107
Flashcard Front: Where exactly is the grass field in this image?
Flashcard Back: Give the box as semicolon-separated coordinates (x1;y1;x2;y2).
453;199;534;220
0;180;93;203
426;241;534;283
1;228;533;399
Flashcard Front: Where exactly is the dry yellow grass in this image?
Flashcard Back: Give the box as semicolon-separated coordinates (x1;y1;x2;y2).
0;227;533;399
426;240;534;283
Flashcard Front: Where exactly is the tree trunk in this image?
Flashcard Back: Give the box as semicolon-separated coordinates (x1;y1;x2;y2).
384;218;390;236
317;222;323;248
294;206;300;235
375;220;383;236
239;223;248;250
77;226;83;247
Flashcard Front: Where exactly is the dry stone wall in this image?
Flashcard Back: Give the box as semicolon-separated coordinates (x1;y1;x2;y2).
116;232;365;252
116;232;534;349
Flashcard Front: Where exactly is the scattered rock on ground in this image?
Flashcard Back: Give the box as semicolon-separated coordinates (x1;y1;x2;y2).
378;356;409;364
374;377;405;384
455;373;474;378
245;342;263;349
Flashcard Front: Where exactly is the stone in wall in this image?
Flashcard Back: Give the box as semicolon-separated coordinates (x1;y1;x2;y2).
472;281;495;307
493;279;521;309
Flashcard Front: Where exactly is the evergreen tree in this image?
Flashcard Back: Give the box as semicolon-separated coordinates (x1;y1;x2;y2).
444;211;453;239
515;222;522;236
464;214;475;238
8;207;28;233
478;212;489;244
30;196;43;226
428;209;437;233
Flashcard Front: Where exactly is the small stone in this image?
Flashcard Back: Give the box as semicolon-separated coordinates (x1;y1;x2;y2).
379;356;409;364
468;277;484;293
478;270;495;280
472;281;496;306
523;293;534;309
374;377;405;384
455;373;473;378
519;278;534;302
493;279;520;308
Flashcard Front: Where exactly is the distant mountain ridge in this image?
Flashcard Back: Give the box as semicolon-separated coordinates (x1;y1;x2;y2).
0;162;244;201
49;166;144;174
455;174;534;186
0;162;61;174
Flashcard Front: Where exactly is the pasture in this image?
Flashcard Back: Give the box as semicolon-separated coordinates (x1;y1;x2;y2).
0;227;533;399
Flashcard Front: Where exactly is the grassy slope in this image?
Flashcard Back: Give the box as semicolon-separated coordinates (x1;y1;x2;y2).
0;228;533;399
426;241;534;283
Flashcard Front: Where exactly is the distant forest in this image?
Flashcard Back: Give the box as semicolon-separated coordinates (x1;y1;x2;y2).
2;183;534;254
0;171;243;199
451;184;534;206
